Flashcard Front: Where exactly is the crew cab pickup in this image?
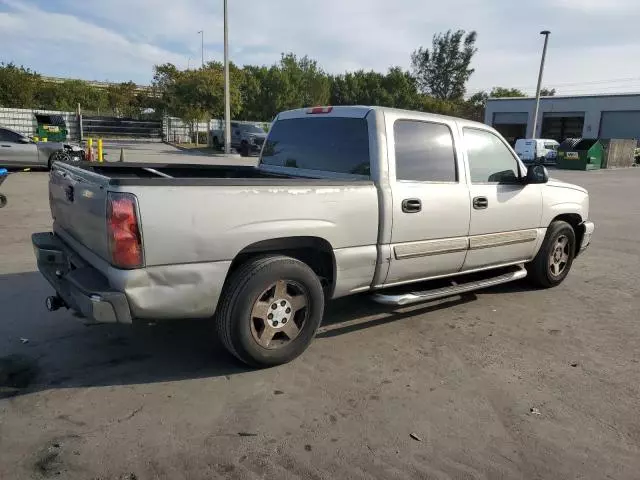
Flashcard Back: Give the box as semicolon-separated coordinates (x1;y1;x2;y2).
33;106;594;367
210;122;267;156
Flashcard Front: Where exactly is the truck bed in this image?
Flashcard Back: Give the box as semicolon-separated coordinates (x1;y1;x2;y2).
49;161;378;276
69;162;369;186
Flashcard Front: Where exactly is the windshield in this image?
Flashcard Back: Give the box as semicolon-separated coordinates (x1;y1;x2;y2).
245;124;266;134
260;117;370;177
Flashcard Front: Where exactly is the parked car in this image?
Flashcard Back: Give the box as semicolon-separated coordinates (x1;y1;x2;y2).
515;138;560;165
0;126;84;169
211;122;267;156
32;106;594;367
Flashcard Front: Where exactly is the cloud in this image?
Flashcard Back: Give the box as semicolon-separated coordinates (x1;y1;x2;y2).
0;0;185;81
1;0;640;96
550;0;640;13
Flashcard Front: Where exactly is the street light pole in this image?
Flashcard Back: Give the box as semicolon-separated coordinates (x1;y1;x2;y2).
198;30;204;67
223;0;231;154
532;30;551;139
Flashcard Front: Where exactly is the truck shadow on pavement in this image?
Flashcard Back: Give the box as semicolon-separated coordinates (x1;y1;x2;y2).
0;270;523;399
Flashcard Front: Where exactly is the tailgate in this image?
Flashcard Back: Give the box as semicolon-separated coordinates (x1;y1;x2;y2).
49;162;111;261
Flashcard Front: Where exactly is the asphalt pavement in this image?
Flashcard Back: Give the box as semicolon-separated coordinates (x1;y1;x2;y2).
0;162;639;480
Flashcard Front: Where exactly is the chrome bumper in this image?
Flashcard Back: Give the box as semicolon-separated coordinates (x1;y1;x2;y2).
32;232;132;324
580;221;595;253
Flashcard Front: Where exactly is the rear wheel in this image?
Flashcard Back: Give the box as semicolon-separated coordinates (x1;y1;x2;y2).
215;255;325;367
527;221;576;288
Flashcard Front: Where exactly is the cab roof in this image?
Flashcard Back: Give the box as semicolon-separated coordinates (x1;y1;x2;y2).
276;105;489;129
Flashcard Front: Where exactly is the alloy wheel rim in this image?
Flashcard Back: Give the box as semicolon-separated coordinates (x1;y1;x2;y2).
249;280;309;349
549;235;570;277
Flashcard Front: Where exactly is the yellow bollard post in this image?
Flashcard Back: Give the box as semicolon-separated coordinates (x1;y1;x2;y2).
98;139;103;163
33;136;39;142
87;138;93;162
41;137;48;142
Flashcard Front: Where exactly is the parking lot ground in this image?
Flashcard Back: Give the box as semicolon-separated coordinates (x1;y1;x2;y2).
1;168;639;479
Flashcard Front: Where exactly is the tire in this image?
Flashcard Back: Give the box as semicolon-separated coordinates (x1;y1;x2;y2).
527;220;576;288
215;255;325;367
0;193;6;208
240;141;249;157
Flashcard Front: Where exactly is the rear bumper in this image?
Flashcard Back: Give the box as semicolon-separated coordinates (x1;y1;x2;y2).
580;221;595;253
32;232;132;324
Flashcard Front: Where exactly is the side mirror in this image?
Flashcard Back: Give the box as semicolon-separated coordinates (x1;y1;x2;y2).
526;164;549;184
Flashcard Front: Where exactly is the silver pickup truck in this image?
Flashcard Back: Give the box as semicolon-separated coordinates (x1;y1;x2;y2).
33;106;594;367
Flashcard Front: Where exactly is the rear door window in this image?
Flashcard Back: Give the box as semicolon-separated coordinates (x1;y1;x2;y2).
394;120;457;182
261;117;370;177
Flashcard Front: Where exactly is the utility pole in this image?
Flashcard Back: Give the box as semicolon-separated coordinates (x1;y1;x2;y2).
198;30;204;67
532;30;551;139
223;0;231;154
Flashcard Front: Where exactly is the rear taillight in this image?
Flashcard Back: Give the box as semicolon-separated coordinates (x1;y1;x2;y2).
107;192;143;269
307;106;333;114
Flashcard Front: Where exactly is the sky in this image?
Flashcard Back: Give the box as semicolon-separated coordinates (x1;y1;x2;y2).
1;0;640;97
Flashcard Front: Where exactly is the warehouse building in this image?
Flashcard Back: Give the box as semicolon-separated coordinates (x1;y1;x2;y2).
485;93;640;145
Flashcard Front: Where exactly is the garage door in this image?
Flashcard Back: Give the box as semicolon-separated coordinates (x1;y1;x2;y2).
599;111;640;139
493;112;528;125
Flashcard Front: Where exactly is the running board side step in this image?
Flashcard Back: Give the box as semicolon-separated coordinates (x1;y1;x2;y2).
371;266;528;306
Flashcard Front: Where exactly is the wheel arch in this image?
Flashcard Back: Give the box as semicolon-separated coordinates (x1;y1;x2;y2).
227;236;337;297
550;213;583;255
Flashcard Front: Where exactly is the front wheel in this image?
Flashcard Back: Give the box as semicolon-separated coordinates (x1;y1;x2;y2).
215;256;325;367
527;220;576;288
240;141;250;157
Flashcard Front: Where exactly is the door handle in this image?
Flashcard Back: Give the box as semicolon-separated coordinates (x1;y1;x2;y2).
401;198;422;213
473;196;489;209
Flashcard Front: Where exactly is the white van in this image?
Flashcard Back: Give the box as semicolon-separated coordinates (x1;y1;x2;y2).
514;139;560;164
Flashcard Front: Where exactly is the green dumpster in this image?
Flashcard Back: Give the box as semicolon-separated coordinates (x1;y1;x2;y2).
556;138;604;170
35;114;68;142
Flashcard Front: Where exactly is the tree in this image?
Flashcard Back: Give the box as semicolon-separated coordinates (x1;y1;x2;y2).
107;81;139;117
330;67;419;109
36;80;109;112
239;64;271;120
540;87;556;96
262;53;330;113
489;87;526;98
468;91;489;108
466;87;527;113
411;30;478;101
0;63;42;108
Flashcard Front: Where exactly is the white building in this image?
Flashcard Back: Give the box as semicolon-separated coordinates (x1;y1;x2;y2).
485;93;640;145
